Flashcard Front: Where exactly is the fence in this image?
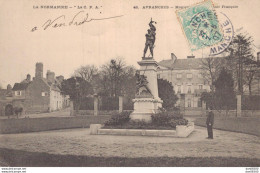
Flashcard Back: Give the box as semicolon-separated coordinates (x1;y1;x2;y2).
73;96;134;116
242;95;260;110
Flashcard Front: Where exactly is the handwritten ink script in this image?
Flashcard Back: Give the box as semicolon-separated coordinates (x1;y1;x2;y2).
31;11;123;32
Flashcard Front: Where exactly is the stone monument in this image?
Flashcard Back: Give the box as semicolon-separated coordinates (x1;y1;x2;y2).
130;19;163;122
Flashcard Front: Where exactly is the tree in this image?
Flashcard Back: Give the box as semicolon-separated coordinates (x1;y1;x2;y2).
158;79;178;111
61;77;94;112
74;65;98;83
201;91;214;109
98;58;136;98
213;69;236;113
199;57;223;91
243;57;260;95
226;32;255;94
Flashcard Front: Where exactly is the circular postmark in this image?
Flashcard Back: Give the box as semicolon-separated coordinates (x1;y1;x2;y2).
177;1;233;53
208;12;234;55
190;10;223;47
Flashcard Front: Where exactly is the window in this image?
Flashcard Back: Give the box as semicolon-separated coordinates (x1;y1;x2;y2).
177;85;181;93
177;74;182;79
42;92;48;96
187;85;191;94
187;73;192;79
199;85;203;90
15;91;22;96
188;99;191;107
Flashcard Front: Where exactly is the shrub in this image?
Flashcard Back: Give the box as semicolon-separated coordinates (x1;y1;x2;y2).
158;79;179;111
103;109;188;129
151;108;188;128
104;111;131;126
169;119;188;128
151;111;172;126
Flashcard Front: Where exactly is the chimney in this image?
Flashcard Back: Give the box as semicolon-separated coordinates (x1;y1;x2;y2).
187;55;195;59
257;52;260;62
35;62;43;79
46;70;55;83
7;84;12;91
56;75;64;83
26;74;31;81
171;53;177;63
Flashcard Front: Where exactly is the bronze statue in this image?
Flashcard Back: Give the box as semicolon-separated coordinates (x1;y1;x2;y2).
143;18;157;58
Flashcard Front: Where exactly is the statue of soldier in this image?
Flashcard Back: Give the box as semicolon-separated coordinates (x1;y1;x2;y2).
143;18;156;58
135;71;151;95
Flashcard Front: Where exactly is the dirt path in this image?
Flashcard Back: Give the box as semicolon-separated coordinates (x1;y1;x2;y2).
0;126;259;158
0;108;71;119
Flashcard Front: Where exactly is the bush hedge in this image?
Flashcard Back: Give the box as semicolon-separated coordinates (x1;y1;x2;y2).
151;109;188;128
104;111;131;126
103;109;188;130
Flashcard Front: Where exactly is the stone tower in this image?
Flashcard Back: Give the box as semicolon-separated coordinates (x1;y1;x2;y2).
35;62;43;79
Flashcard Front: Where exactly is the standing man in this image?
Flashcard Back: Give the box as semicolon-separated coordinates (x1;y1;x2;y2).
206;106;214;139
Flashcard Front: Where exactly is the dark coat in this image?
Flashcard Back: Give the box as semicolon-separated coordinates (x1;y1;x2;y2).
206;111;214;126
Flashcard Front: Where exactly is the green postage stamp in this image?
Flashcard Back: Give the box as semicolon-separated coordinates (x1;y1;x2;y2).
177;0;223;51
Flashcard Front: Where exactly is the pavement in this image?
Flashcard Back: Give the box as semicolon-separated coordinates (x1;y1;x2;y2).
0;125;259;158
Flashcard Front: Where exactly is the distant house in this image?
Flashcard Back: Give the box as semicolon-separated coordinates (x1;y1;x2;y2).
157;53;260;115
0;62;70;116
158;54;211;110
0;84;13;116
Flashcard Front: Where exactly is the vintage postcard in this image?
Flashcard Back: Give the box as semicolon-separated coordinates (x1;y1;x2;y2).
0;0;259;171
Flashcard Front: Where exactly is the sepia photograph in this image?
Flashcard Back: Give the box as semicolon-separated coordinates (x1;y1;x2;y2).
0;0;259;171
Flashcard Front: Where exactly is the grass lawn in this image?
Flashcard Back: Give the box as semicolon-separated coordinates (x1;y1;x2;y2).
0;148;259;167
195;117;260;136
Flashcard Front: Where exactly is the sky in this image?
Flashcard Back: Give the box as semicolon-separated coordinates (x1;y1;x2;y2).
0;0;260;88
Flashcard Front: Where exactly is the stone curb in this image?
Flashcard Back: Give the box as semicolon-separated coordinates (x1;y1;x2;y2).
90;122;194;138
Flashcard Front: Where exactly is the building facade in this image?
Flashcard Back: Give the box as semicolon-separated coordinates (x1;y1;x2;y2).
158;54;211;114
158;53;260;115
0;63;70;116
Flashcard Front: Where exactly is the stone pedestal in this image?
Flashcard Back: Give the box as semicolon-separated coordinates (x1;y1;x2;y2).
130;58;163;122
90;124;102;135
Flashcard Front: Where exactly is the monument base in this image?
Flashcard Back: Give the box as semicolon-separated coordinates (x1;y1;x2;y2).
130;98;163;122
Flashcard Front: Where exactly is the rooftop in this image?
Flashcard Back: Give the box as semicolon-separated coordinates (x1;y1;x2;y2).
12;82;31;91
158;57;227;70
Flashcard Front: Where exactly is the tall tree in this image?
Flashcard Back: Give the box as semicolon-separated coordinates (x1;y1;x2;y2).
213;69;236;112
74;65;98;83
243;57;260;95
98;58;136;98
61;77;94;112
201;91;214;109
199;57;223;91
158;79;178;111
226;32;255;94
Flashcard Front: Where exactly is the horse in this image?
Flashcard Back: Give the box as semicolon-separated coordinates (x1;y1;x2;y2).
13;107;23;118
